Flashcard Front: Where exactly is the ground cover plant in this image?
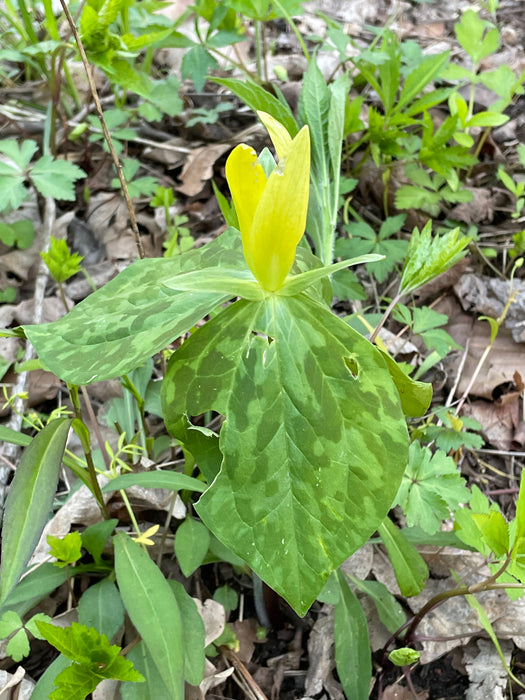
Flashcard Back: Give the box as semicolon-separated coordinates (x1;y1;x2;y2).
2;0;525;698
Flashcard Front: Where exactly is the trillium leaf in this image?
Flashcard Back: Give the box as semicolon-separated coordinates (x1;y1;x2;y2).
23;229;245;384
162;295;408;615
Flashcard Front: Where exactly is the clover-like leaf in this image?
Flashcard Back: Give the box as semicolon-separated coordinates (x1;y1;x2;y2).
394;441;470;534
30;156;86;201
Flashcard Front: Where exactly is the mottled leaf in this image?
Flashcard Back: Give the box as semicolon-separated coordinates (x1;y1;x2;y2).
162;295;408;614
23;229;244;384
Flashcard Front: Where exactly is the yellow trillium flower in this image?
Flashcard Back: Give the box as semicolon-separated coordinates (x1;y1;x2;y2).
225;112;310;292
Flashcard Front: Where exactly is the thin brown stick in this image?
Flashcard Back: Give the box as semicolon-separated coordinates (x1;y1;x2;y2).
58;0;145;259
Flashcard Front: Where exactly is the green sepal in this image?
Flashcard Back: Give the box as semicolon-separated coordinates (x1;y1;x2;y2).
277;254;384;297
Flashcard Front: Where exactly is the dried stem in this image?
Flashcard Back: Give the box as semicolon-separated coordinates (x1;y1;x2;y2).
58;0;145;259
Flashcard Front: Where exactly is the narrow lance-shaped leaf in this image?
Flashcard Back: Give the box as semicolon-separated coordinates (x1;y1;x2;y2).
162;295;409;615
334;569;372;700
0;418;71;603
113;533;186;697
378;517;428;597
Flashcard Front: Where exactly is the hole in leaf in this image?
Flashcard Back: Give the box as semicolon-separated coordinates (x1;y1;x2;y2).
344;355;359;379
251;331;274;344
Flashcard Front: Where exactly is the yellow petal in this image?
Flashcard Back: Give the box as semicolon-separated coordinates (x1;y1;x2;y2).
257;111;293;160
249;125;310;291
225;144;267;274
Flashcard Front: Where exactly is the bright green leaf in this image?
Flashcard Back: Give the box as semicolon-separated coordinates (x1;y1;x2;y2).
47;532;82;567
174;518;211;577
378;517;428;597
0;418;71;603
394;442;470;534
114;533;184;696
334;570;371;700
30;156;86;201
400;221;471;295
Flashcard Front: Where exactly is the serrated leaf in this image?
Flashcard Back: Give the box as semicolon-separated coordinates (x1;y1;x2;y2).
23;229;244;384
30;156;86;201
114;533;185;696
36;620;144;694
394;442;470;534
6;627;30;661
0;610;22;637
0;418;71;603
396;51;450;113
334;570;371;700
174;518;210;577
47;532;82;567
181;45;218;92
162;295;408;615
0;138;38;169
400;221;471;295
455;9;500;65
378;517;428;596
0;175;28;212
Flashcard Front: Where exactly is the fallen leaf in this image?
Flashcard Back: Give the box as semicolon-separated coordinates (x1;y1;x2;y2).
177;143;230;197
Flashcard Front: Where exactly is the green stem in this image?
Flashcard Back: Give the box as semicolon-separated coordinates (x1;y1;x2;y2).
273;0;310;63
69;385;110;519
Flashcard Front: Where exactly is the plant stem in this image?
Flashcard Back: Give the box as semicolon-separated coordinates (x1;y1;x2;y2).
69;385;110;519
273;0;310;63
370;291;402;344
58;0;145;259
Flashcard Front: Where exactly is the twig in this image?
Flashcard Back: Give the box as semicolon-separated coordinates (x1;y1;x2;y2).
58;0;145;259
0;198;55;515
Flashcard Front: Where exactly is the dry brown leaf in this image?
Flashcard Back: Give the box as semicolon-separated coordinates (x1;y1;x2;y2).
462;398;522;451
305;606;334;697
177;144;230;197
448;188;496;224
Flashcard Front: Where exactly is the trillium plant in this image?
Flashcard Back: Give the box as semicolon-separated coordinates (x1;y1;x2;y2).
18;113;431;615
